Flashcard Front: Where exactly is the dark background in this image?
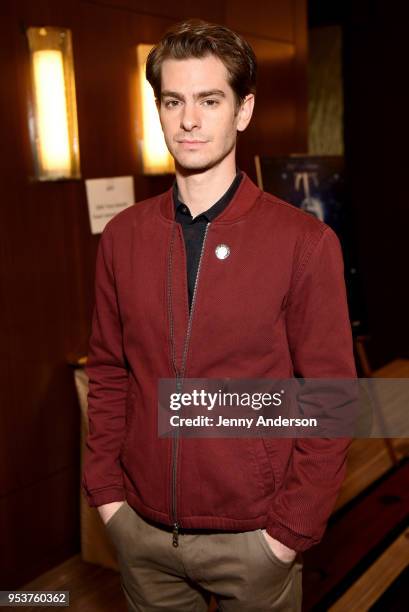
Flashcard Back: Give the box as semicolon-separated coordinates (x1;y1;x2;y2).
309;0;409;367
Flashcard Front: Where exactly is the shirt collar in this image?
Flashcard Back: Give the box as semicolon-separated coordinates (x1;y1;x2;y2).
173;169;243;222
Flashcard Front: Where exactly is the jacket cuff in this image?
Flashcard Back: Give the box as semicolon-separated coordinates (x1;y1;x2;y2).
82;484;126;507
265;522;319;552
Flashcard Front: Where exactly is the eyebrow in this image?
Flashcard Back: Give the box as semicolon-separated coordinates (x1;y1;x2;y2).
160;89;226;101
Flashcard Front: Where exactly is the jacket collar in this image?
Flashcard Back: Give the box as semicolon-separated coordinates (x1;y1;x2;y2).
159;171;262;224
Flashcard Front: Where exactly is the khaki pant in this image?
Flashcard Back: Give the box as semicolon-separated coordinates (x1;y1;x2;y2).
105;501;303;612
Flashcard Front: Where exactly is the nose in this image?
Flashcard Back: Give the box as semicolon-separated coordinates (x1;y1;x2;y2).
180;102;201;132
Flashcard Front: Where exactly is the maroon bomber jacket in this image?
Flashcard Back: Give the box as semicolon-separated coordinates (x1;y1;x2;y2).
82;172;356;552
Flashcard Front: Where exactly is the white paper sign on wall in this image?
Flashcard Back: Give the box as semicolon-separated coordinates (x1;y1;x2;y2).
85;176;135;234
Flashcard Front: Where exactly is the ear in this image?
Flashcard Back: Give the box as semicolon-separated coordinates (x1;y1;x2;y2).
236;94;255;132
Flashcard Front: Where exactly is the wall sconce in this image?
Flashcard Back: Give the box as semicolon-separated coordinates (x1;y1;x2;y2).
137;44;174;175
26;27;80;180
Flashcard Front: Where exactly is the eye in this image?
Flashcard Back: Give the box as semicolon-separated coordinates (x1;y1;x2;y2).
164;100;180;109
203;99;219;107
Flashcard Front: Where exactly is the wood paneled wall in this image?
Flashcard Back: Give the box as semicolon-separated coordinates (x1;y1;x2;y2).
0;0;307;588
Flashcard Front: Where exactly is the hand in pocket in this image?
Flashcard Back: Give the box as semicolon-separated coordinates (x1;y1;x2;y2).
98;501;126;526
261;529;297;564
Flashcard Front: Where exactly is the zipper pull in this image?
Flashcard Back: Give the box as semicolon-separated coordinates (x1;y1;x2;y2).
172;522;180;547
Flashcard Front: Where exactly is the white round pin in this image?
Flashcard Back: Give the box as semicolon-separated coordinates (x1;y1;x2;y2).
215;244;230;260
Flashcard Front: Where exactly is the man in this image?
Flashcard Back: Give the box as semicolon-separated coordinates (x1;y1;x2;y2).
82;19;356;612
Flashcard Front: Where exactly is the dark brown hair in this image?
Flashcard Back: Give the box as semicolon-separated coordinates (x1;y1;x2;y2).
146;19;257;107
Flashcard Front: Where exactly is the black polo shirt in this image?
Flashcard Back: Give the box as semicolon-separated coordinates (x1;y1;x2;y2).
173;170;243;310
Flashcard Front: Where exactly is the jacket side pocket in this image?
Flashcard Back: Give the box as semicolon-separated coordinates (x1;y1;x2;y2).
120;382;136;459
249;436;276;498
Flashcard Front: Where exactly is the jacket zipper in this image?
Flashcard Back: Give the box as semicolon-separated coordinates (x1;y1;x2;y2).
171;221;211;547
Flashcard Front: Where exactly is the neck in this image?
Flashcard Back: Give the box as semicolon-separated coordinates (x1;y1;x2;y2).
175;155;237;218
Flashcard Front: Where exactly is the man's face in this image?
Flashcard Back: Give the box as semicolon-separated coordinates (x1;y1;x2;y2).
157;54;254;172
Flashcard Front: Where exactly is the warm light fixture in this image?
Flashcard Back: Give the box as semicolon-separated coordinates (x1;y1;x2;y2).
137;44;174;175
26;27;80;180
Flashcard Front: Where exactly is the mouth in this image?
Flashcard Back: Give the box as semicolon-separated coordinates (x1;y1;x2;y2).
177;140;208;149
178;140;207;144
